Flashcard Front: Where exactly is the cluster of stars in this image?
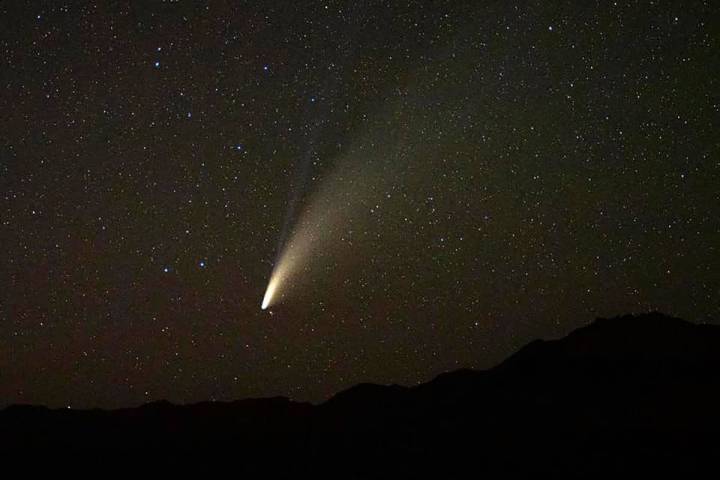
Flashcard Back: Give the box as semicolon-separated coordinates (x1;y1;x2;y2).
0;1;717;409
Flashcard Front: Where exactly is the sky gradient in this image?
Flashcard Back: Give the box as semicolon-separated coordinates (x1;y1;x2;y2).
1;0;718;408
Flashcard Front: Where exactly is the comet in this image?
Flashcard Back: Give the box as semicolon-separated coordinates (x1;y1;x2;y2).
261;276;278;310
259;211;322;311
260;152;380;311
260;102;413;311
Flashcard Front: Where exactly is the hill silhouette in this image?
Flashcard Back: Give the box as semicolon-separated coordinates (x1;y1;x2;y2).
3;312;720;475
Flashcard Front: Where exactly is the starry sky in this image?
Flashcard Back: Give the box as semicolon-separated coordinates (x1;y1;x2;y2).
1;1;718;409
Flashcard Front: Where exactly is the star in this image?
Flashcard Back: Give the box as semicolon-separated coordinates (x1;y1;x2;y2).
1;0;716;412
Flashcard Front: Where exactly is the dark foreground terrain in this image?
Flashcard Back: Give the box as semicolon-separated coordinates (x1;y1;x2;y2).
3;312;719;475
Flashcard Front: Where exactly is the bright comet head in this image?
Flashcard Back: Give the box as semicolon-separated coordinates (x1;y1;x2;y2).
261;273;282;310
261;237;303;310
261;132;391;311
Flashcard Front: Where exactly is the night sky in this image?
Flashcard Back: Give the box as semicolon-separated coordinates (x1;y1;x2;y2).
1;1;718;409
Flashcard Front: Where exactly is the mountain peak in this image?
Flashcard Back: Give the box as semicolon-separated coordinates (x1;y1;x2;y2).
2;312;719;477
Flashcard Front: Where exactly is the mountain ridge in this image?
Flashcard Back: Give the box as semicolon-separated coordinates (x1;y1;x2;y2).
2;312;719;475
9;311;711;413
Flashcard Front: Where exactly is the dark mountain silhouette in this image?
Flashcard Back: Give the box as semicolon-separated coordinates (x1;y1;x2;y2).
3;312;720;475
